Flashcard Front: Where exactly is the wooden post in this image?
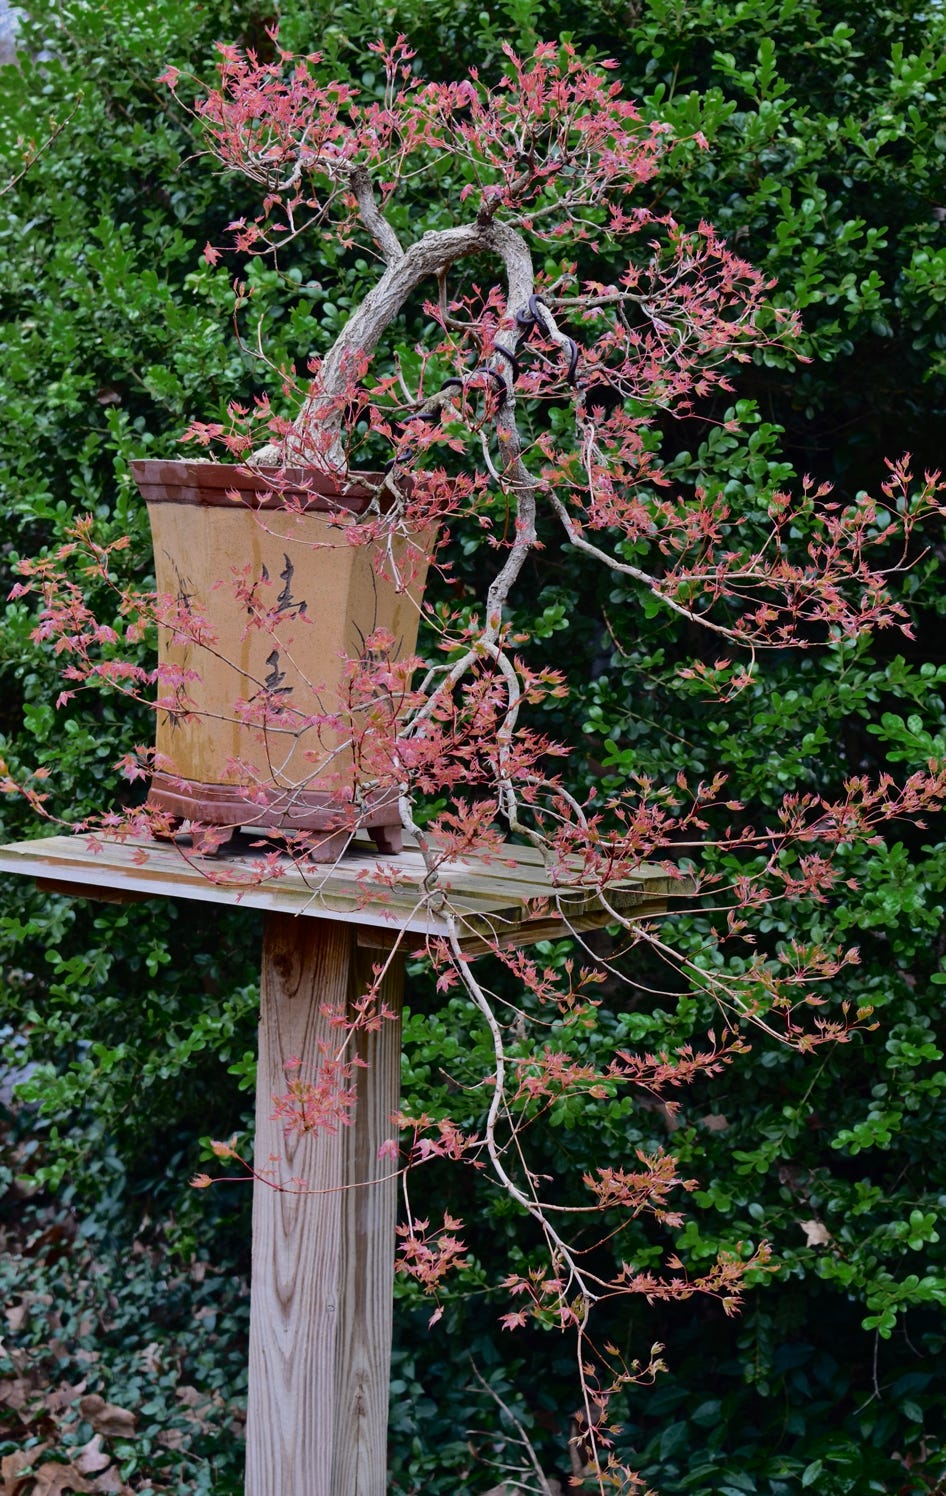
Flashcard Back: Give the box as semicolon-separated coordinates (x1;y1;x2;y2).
246;913;403;1496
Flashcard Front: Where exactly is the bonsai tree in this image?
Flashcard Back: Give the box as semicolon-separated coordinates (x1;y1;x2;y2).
11;34;946;1489
145;36;944;852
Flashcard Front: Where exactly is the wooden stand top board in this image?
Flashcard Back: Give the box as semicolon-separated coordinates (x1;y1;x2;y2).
0;830;689;953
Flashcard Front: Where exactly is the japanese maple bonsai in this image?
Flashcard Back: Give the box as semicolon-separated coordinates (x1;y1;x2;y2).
133;35;918;866
139;39;764;856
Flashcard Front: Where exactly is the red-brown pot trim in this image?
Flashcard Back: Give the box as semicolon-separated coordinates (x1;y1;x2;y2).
130;459;389;513
148;773;403;853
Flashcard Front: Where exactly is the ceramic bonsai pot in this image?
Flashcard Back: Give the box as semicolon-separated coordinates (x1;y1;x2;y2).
131;460;431;859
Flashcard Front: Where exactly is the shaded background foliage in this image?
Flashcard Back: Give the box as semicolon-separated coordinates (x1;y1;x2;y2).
1;0;945;1491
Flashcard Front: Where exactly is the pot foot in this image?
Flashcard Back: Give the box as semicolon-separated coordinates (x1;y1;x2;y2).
148;816;234;857
299;827;353;863
149;816;185;842
368;824;403;855
188;824;234;856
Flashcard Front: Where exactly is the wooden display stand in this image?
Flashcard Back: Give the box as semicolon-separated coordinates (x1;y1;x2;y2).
0;831;683;1495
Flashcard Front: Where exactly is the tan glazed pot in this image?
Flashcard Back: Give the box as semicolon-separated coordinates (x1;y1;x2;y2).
131;460;431;859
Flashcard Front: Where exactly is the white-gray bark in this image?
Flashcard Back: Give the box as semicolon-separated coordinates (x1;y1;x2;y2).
253;193;536;469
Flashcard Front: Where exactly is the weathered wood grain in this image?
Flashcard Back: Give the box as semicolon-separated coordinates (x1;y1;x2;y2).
246;915;402;1496
334;943;403;1493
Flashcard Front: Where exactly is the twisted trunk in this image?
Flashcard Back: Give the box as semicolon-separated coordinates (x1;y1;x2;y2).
254;213;536;470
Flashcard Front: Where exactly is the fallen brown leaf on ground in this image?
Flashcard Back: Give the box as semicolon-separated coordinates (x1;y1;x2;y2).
0;1377;34;1415
42;1384;87;1419
72;1437;110;1477
77;1397;136;1440
26;1461;96;1495
1;1443;50;1494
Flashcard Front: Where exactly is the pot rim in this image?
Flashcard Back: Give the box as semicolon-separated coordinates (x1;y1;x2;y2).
130;459;392;514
